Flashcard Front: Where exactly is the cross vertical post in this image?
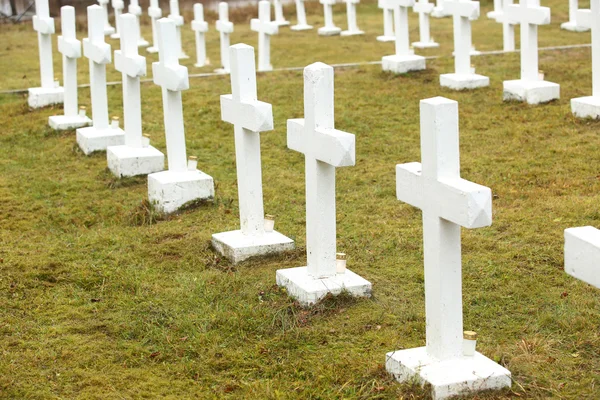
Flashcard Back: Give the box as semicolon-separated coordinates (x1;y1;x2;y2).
192;3;209;67
412;0;439;48
110;0;124;40
561;0;589;31
215;2;234;72
168;0;188;58
377;0;395;42
273;0;290;26
147;0;162;53
291;0;313;30
496;0;516;52
382;0;426;74
318;0;341;36
97;0;115;35
129;0;149;47
251;0;279;72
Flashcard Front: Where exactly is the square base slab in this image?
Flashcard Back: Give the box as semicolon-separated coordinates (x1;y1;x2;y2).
377;35;395;42
318;26;342;36
412;41;439;49
48;114;92;130
147;46;159;53
382;54;426;74
503;79;560;104
291;24;313;31
107;144;165;177
560;21;589;32
76;126;125;155
386;347;511;400
148;169;214;214
211;229;295;263
341;29;364;36
276;266;372;307
440;73;490;90
571;96;600;119
28;87;64;109
275;20;290;26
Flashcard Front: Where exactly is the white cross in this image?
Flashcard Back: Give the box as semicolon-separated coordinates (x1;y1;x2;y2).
378;0;395;40
272;0;290;26
341;0;363;36
396;97;492;360
128;0;148;47
319;0;341;35
287;62;355;278
57;6;81;117
565;227;600;289
496;0;517;52
444;0;479;75
251;0;279;72
115;13;146;148
192;3;209;67
216;2;234;72
413;0;436;46
33;0;55;89
388;0;416;56
292;0;313;30
577;1;600;96
506;0;551;81
152;18;190;172
169;0;187;58
110;0;124;39
221;44;274;235
147;0;162;53
83;5;112;130
97;0;115;35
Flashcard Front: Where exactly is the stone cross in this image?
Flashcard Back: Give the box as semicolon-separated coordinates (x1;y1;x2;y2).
318;0;342;36
33;0;55;90
147;0;162;53
496;0;516;51
97;0;115;35
431;0;450;17
577;3;599;96
487;0;503;19
169;0;188;58
291;0;313;30
192;3;209;67
506;0;550;81
57;6;81;120
396;96;492;361
341;0;364;36
220;44;274;236
562;0;589;31
251;0;279;72
83;5;113;132
565;227;600;289
110;0;124;39
413;0;438;48
390;0;415;57
273;0;290;26
216;2;234;72
152;17;190;172
444;0;479;75
129;0;149;47
287;62;356;279
115;14;147;148
377;0;395;41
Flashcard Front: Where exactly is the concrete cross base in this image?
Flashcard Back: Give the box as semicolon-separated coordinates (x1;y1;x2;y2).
178;52;190;59
107;145;165;177
148;169;214;214
49;114;92;130
276;266;372;307
341;29;364;36
376;35;395;42
76;126;125;155
412;40;440;49
147;46;159;53
440;73;490;90
212;229;295;263
571;96;600;119
386;347;511;400
486;11;502;20
194;60;211;68
275;20;290;26
110;32;120;39
291;24;313;31
28;87;64;109
318;26;342;36
137;38;150;47
503;79;560;104
104;26;115;35
565;226;600;288
431;7;450;18
382;54;426;74
560;21;590;32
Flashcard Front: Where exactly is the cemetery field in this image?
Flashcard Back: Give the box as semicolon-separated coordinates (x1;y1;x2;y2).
1;1;600;400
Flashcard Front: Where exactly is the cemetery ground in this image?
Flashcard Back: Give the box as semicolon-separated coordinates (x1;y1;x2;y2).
0;0;599;398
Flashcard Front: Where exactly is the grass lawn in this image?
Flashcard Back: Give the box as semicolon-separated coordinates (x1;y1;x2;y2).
1;0;599;398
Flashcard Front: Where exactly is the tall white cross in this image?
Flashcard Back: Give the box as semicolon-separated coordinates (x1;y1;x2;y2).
110;0;124;39
341;0;364;36
115;13;147;148
216;2;234;72
413;0;438;48
83;5;113;131
147;0;162;53
272;0;290;26
169;0;188;58
396;97;492;360
389;0;416;57
506;0;550;81
33;0;55;89
318;0;342;36
153;18;190;172
251;1;279;72
220;44;274;235
129;0;149;47
287;63;355;278
377;0;395;41
192;3;209;67
496;0;516;52
291;0;313;30
57;6;81;118
444;0;479;75
565;227;600;289
97;0;115;35
577;2;600;96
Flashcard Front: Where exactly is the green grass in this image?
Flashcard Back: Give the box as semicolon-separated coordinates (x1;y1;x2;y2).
1;0;600;398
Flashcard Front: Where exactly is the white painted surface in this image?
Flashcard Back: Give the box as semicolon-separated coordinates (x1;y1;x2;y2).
251;1;279;71
212;230;295;263
565;227;600;289
128;0;150;47
169;0;188;58
431;0;450;17
496;0;517;51
272;0;290;26
107;145;164;177
413;0;439;48
382;0;426;74
291;0;313;30
571;4;600;118
147;0;163;53
148;170;214;213
110;0;124;39
97;0;115;35
318;0;342;35
377;0;395;41
561;0;589;31
192;3;210;67
341;0;364;36
216;2;234;72
487;0;503;19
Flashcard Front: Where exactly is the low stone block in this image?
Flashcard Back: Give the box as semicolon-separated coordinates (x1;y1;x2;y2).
341;29;364;36
386;347;511;400
503;79;560;104
28;87;64;109
48;114;92;130
382;54;426;74
212;229;295;263
76;126;125;155
291;24;313;31
276;266;372;307
564;226;600;288
148;169;214;214
560;21;589;32
412;40;440;49
107;145;165;177
440;73;490;90
318;26;341;36
571;96;600;119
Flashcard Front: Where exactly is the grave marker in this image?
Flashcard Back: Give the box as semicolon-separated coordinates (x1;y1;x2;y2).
561;0;589;32
487;0;503;19
341;0;364;36
565;227;600;289
377;0;395;42
251;0;279;71
382;0;426;74
110;0;124;39
412;0;439;48
291;0;313;30
169;0;188;58
147;0;162;53
192;3;210;67
496;0;517;51
129;0;150;47
318;0;342;36
216;2;234;73
432;0;450;17
273;0;290;26
98;0;115;35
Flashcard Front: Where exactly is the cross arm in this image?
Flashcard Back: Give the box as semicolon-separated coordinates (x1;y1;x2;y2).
148;6;162;18
506;4;550;25
192;20;209;32
577;9;592;29
115;50;146;77
388;0;416;7
128;4;142;15
33;15;55;35
216;20;234;33
565;226;600;289
414;3;434;14
287;119;356;167
220;95;274;132
443;0;479;19
169;14;184;26
251;19;279;35
83;38;111;64
152;62;189;91
58;36;81;59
